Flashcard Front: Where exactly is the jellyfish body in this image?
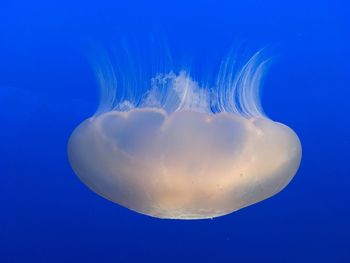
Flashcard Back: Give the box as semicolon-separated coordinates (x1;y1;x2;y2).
68;51;302;219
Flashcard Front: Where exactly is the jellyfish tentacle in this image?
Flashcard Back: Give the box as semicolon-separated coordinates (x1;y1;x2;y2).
93;54;118;115
218;49;272;118
93;48;272;118
235;50;270;118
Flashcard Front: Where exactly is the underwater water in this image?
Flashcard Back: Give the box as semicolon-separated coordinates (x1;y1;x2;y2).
0;0;349;262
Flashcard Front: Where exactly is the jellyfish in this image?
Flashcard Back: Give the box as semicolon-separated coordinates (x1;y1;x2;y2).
68;50;302;219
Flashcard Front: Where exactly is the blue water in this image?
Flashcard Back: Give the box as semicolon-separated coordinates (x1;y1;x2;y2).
1;1;349;262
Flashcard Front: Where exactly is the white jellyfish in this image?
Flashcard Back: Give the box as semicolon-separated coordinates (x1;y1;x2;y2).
68;50;302;219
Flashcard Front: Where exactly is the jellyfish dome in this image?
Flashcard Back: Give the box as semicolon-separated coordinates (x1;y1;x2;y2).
68;51;302;219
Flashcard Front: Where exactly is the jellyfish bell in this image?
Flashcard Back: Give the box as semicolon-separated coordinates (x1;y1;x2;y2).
68;51;302;219
68;109;301;219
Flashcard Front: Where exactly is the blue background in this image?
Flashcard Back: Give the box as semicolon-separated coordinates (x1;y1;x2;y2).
0;0;349;262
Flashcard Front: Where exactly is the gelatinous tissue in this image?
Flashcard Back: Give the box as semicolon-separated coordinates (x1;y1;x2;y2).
68;51;302;219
